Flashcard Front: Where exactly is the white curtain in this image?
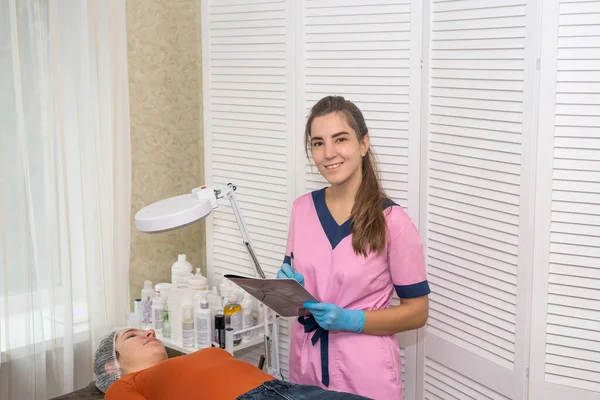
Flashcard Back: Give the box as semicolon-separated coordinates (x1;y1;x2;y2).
0;0;130;398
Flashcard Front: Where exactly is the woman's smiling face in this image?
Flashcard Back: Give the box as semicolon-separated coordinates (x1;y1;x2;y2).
309;112;369;187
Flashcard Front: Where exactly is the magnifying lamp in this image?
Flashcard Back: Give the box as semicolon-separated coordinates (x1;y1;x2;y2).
135;183;265;278
134;183;280;378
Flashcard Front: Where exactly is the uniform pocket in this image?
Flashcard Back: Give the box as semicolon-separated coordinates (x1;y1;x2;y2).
384;336;402;389
331;332;401;397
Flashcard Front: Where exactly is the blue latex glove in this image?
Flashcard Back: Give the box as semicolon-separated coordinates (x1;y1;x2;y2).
303;302;365;333
276;263;305;287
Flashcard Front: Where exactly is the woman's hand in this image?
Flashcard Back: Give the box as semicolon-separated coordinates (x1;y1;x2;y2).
303;302;364;333
276;263;305;286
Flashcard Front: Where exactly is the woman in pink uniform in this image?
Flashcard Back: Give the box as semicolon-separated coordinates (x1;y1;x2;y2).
277;96;430;399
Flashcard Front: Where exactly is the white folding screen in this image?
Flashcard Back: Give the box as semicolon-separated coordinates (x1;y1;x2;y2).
529;0;600;399
419;1;538;399
418;1;600;400
201;0;296;377
201;0;600;398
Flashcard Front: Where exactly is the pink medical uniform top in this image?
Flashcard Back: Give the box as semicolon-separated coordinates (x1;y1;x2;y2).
285;189;430;400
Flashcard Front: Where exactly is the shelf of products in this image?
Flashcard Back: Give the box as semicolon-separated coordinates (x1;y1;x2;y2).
160;319;274;355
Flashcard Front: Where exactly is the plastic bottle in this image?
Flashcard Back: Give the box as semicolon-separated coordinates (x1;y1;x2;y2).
151;296;164;335
154;282;172;299
134;298;142;319
223;294;242;345
215;314;226;348
171;254;193;286
257;300;265;325
140;280;154;327
241;296;253;343
178;273;193;286
163;299;171;338
219;282;230;308
188;274;208;294
208;286;221;316
195;293;212;349
181;299;194;348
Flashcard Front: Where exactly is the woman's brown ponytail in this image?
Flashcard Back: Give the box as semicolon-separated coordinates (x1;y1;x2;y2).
305;96;389;257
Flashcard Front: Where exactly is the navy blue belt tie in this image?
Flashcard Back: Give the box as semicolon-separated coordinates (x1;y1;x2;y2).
298;315;329;387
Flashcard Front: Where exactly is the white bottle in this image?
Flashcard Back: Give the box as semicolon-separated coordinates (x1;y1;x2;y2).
208;286;221;317
155;282;172;299
171;254;193;286
181;300;194;348
257;300;265;324
188;274;208;293
219;282;230;308
241;296;253;343
152;297;164;335
141;280;154;327
195;293;212;349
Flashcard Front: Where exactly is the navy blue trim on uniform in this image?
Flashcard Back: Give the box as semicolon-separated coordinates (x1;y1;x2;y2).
312;188;352;250
298;315;330;387
312;188;399;250
395;280;431;298
283;255;291;265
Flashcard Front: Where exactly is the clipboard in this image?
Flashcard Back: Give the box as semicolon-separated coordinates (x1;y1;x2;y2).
224;274;319;317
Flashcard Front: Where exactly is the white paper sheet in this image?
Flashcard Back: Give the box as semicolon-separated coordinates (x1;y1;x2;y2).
224;274;319;317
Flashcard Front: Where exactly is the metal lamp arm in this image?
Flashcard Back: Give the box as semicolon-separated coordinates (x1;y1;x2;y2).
202;183;281;379
217;183;266;279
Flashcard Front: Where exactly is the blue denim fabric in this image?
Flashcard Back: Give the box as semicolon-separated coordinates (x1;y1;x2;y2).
237;380;372;400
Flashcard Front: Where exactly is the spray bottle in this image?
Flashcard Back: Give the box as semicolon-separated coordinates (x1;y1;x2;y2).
195;293;212;349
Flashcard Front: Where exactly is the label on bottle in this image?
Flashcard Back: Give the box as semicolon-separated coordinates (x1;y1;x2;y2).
218;328;226;348
182;320;194;347
141;296;153;324
152;308;163;332
195;315;210;348
230;311;242;341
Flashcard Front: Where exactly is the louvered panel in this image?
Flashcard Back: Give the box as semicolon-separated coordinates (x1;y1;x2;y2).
303;1;413;208
424;1;527;396
424;358;511;400
205;0;292;379
542;0;600;392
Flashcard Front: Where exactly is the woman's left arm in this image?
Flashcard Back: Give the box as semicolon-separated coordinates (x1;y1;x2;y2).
362;295;429;336
362;208;431;336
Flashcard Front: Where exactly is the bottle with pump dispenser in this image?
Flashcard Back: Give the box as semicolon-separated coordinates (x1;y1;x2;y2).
195;293;212;349
223;294;242;345
181;299;194;348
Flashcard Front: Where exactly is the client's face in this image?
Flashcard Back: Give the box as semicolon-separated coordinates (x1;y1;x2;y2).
115;328;168;375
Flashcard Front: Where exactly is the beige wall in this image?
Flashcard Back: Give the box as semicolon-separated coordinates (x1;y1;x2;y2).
126;0;205;306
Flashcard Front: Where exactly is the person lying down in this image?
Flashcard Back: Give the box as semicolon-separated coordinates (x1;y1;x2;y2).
94;328;371;400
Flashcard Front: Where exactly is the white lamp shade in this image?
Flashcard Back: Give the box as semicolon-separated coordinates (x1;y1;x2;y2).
135;193;214;233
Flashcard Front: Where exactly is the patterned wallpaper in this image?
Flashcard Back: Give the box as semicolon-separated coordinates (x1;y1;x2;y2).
126;0;205;305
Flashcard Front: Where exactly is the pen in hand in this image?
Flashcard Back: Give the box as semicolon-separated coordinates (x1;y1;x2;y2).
277;252;305;287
